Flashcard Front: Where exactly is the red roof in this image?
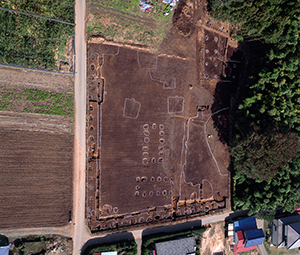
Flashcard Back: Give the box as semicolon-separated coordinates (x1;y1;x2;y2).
233;244;257;253
234;230;257;253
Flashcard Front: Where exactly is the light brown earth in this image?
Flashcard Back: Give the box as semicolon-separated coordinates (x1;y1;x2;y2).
200;223;226;255
0;111;73;134
0;65;74;94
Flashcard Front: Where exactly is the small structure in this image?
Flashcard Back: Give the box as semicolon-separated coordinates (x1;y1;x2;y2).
139;0;153;12
155;237;196;255
271;215;300;250
94;252;118;255
162;0;179;15
227;223;234;246
232;217;265;253
162;0;178;6
0;235;10;255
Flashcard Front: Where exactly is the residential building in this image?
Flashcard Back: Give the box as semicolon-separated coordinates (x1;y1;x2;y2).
232;217;265;253
155;237;196;255
271;215;300;250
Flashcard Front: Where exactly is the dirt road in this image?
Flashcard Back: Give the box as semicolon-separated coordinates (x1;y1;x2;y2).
73;0;90;253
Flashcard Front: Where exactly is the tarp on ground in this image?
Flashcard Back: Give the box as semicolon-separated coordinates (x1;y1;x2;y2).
0;245;10;255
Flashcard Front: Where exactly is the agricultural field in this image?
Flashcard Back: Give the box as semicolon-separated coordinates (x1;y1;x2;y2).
0;65;74;229
86;0;241;232
0;0;74;71
0;129;73;229
0;87;74;117
0;65;74;117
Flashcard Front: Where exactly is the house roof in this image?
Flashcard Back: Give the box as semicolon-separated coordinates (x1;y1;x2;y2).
244;229;265;248
155;237;196;255
234;217;257;232
287;222;300;249
233;244;256;254
279;215;300;226
272;215;300;249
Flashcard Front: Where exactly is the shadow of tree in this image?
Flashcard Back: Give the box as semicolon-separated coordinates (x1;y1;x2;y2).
81;232;135;255
210;49;243;145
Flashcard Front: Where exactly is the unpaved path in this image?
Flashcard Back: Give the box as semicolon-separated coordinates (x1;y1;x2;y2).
73;0;90;254
0;65;74;94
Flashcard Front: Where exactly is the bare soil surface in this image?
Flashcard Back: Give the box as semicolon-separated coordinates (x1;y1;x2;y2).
0;111;73;134
86;41;230;232
0;129;73;229
85;0;242;234
200;223;226;255
172;0;194;36
0;65;74;94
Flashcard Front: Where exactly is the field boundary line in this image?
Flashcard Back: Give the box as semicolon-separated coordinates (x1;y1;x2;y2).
204;107;229;177
0;7;75;26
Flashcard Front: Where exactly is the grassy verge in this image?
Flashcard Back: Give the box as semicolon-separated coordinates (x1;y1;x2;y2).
86;0;173;48
83;240;137;255
142;228;205;255
0;87;74;117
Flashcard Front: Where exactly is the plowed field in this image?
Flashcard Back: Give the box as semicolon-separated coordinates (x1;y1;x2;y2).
0;130;73;229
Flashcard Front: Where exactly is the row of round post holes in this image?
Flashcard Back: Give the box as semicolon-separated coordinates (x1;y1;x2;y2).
142;123;165;164
204;35;219;42
136;176;169;182
142;156;164;165
135;190;172;197
143;123;164;130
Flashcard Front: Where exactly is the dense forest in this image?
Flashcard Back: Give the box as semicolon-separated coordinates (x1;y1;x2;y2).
209;0;300;214
0;0;74;70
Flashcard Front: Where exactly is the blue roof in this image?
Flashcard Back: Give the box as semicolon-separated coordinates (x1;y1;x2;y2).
234;217;257;232
244;229;265;248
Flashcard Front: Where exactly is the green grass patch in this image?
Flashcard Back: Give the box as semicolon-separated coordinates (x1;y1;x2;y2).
264;242;299;255
0;87;74;117
87;0;173;48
